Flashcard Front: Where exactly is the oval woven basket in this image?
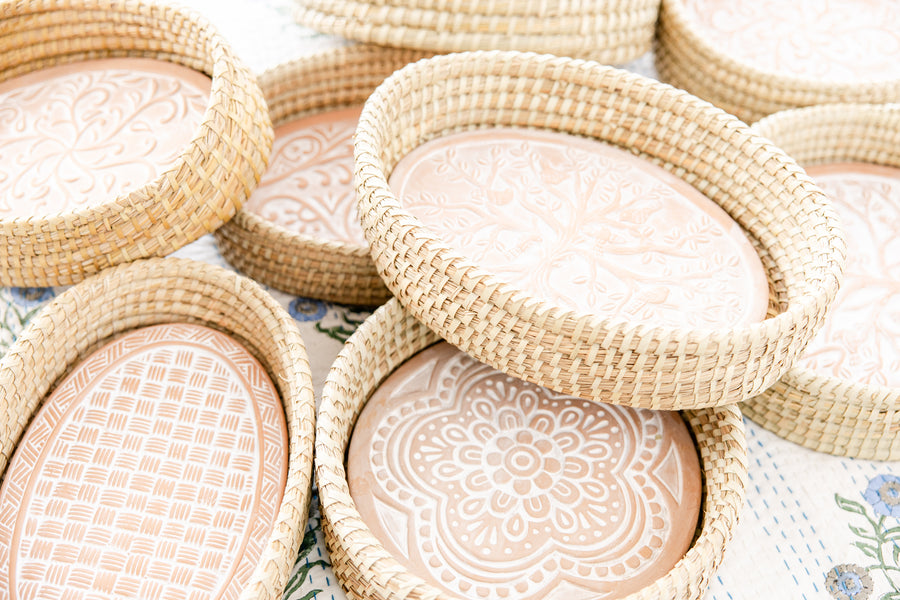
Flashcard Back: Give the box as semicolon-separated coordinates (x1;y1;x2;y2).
293;0;659;63
316;298;748;600
655;0;900;123
215;45;426;306
0;257;316;600
745;103;900;460
0;0;272;287
355;51;845;410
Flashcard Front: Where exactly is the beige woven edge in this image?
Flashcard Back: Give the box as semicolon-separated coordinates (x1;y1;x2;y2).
0;0;273;287
355;50;846;410
654;0;900;123
0;257;316;600
744;103;900;460
215;45;428;306
315;297;748;600
293;0;658;63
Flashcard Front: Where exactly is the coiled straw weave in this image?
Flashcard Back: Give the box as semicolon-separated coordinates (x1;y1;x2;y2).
746;103;900;460
0;258;316;600
355;51;846;410
0;0;272;287
316;298;748;600
216;45;426;306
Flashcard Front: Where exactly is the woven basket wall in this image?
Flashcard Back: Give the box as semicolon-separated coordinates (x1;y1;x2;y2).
746;103;900;460
215;45;427;306
316;298;748;600
0;0;272;287
0;258;316;600
294;0;659;63
355;50;846;411
655;0;900;123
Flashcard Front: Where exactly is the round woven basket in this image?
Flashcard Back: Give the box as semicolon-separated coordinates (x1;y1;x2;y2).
316;298;748;600
215;45;426;306
355;51;845;411
0;257;316;600
294;0;659;63
745;103;900;460
655;0;900;124
0;0;273;287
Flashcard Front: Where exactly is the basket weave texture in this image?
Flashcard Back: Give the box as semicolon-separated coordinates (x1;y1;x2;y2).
0;0;273;287
293;0;659;63
355;51;846;410
215;45;427;306
0;257;316;600
745;103;900;460
654;0;900;123
316;298;748;600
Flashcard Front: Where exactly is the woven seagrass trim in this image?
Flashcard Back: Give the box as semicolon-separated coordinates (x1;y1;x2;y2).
215;45;427;306
0;258;316;600
745;104;900;460
0;0;273;287
355;50;845;410
293;0;659;63
316;298;748;600
654;0;900;123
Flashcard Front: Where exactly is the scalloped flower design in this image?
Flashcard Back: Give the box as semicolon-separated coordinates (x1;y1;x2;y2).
349;343;701;600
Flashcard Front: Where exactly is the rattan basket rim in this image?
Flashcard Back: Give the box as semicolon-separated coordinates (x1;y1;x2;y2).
215;44;430;305
746;103;900;458
355;50;845;409
316;298;748;600
659;0;900;91
294;0;658;60
0;257;316;600
0;0;272;287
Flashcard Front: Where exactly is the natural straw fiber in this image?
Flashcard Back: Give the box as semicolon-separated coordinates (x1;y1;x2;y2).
355;51;845;411
0;258;316;600
655;0;900;124
316;298;748;600
215;45;426;306
745;104;900;460
294;0;659;63
0;0;273;287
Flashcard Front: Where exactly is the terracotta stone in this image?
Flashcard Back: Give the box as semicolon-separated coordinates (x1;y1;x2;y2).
242;106;366;244
801;163;900;387
348;342;702;600
389;127;769;328
0;323;287;600
0;58;210;218
681;0;900;81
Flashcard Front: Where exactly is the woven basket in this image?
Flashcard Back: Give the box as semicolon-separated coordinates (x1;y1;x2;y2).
0;257;316;600
215;45;426;306
655;0;900;123
355;51;845;411
745;104;900;460
0;0;272;287
316;298;748;600
294;0;659;63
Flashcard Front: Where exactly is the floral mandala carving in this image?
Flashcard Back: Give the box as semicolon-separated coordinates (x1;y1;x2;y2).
349;343;700;600
800;164;900;387
389;128;769;328
682;0;900;81
0;59;210;217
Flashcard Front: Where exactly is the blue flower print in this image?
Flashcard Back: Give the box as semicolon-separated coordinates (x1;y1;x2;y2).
864;474;900;518
289;297;328;322
825;564;873;600
8;287;55;308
